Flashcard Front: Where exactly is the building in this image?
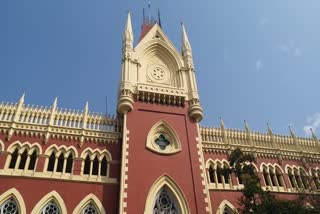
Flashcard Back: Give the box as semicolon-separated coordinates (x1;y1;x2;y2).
0;9;320;214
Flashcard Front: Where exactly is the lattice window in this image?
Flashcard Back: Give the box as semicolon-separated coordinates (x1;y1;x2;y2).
153;188;179;214
0;198;19;214
82;203;98;214
41;201;60;214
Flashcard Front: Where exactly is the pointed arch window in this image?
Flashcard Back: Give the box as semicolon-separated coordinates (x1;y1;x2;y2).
41;201;60;214
9;149;19;169
18;150;28;170
47;152;56;172
153;188;180;214
82;203;98;214
208;165;215;183
146;120;182;155
84;155;91;175
28;150;37;170
100;156;108;176
92;156;99;176
56;153;64;172
223;206;235;214
0;198;19;214
65;154;73;173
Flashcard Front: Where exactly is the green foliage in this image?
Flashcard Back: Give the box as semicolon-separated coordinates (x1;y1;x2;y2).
227;148;320;214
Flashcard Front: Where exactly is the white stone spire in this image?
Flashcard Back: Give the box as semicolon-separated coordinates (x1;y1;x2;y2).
123;11;134;49
181;23;192;58
53;97;58;109
19;93;25;103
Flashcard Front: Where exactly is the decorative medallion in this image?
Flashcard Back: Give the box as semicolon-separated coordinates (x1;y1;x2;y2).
147;65;169;84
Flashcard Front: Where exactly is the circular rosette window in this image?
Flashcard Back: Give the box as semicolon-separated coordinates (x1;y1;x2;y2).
147;65;169;84
146;120;182;155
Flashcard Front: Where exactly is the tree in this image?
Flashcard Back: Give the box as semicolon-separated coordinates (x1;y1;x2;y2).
226;148;320;214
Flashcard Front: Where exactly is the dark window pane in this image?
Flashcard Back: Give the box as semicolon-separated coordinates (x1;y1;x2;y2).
56;153;64;172
18;150;28;169
9;149;19;169
84;155;91;175
100;156;108;176
92;156;99;175
47;152;56;171
28;151;37;170
65;154;73;173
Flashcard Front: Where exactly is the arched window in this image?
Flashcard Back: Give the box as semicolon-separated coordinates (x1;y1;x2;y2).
92;156;99;176
41;201;60;214
263;166;271;187
216;163;223;184
18;150;28;170
275;167;284;187
208;165;215;183
300;168;309;189
153;188;180;213
288;168;297;188
294;169;303;188
223;206;235;214
0;197;19;214
47;152;56;172
82;203;98;214
312;169;320;189
56;153;64;172
223;163;230;184
100;156;108;176
28;150;37;170
269;167;277;187
9;149;19;169
65;154;73;173
84;155;91;175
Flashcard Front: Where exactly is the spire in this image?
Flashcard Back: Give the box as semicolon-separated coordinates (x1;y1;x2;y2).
244;120;250;132
53;97;58;109
267;122;273;135
288;125;296;138
123;11;134;49
158;9;162;28
219;117;225;129
19;93;25;104
310;128;318;141
84;101;89;113
148;1;151;23
181;22;192;57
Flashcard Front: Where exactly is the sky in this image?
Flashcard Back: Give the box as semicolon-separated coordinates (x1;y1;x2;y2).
1;1;320;137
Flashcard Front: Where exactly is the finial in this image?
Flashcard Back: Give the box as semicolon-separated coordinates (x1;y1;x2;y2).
123;10;134;49
219;117;225;129
288;125;296;138
53;97;58;108
181;22;192;57
158;9;162;28
148;1;151;23
310;128;317;140
19;93;25;103
84;101;89;112
266;122;273;134
244;120;250;130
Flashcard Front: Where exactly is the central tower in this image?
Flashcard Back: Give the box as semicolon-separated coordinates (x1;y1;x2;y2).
117;9;210;213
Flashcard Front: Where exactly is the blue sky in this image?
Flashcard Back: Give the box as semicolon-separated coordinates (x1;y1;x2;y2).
1;1;320;137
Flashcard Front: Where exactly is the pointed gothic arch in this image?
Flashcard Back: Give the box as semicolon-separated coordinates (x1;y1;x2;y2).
72;193;106;214
216;200;237;214
31;190;67;214
0;188;26;214
144;174;190;214
146;120;182;155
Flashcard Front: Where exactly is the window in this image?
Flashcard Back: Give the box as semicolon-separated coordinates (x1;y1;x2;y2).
84;155;91;175
153;188;180;213
9;149;19;169
0;198;19;214
82;203;98;214
207;161;232;189
41;201;60;214
28;151;37;170
18;150;28;170
208;165;215;183
47;152;56;172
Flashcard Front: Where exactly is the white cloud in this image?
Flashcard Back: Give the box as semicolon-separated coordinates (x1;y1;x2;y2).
303;113;320;136
276;41;303;56
256;60;263;72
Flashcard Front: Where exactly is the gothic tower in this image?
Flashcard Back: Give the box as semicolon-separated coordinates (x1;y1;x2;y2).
117;10;211;213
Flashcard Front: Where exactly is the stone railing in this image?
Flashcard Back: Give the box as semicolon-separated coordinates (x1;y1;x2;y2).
0;95;122;145
200;120;320;161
